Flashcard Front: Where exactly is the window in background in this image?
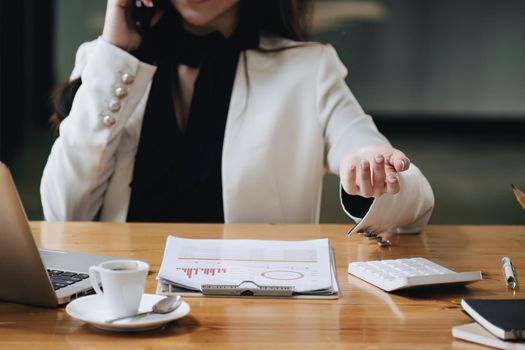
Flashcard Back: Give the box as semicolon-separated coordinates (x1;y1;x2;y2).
312;0;525;224
1;0;55;219
312;0;525;117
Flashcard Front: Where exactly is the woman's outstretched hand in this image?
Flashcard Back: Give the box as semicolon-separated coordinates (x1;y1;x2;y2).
102;0;160;51
339;144;411;198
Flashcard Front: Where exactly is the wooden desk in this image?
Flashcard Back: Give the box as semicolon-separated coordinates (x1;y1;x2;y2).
1;223;524;349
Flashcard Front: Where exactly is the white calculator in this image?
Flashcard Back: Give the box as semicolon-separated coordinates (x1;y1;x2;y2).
348;257;482;292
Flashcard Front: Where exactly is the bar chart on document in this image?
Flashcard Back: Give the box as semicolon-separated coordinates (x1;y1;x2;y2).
158;237;334;293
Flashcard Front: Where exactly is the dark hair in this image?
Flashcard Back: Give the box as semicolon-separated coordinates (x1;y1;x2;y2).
51;0;314;125
253;0;313;41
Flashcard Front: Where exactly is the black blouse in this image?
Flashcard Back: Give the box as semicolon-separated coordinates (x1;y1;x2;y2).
126;10;259;222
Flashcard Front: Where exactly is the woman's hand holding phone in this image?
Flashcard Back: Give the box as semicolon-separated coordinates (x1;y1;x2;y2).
102;0;158;52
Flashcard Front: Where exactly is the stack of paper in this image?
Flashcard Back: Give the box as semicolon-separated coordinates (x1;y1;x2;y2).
157;237;338;297
453;323;525;350
452;299;525;349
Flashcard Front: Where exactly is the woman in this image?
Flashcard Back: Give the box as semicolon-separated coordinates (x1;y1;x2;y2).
41;0;434;234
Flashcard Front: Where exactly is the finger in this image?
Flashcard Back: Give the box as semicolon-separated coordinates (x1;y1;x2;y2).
389;151;410;172
358;160;373;198
342;164;359;195
142;0;154;7
386;175;400;194
385;163;400;194
372;155;386;197
348;164;359;194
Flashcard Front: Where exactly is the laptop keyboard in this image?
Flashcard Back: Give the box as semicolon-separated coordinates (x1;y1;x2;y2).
47;269;89;290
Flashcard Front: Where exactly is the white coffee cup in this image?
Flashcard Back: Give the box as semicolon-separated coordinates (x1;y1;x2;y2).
89;260;149;318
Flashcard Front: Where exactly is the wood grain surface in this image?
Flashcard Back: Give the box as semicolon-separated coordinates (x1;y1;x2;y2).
0;222;524;349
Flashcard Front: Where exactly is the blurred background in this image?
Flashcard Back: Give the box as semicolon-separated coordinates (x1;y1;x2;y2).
0;0;524;223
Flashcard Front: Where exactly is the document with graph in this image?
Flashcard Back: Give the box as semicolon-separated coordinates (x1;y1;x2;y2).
157;236;338;297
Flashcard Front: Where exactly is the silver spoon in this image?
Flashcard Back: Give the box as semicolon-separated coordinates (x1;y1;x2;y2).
105;295;182;323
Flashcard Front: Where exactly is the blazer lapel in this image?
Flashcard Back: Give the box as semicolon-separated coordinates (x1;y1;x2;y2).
224;52;248;134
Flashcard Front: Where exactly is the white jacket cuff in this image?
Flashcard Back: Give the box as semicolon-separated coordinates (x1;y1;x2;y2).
341;164;434;235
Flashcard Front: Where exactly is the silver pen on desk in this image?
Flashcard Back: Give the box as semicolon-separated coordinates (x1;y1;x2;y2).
502;256;518;290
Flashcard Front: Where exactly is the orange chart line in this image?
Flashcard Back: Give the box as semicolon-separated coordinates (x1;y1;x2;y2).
177;257;317;263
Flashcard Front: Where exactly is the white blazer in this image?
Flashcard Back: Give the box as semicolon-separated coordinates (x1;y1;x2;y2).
41;36;434;233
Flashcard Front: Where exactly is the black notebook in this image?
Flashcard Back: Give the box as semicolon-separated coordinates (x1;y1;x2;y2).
461;299;525;340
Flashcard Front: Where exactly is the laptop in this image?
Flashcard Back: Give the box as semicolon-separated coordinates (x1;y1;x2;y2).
0;162;121;307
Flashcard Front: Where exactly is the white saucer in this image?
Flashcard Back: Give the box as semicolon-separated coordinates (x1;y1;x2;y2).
66;294;190;332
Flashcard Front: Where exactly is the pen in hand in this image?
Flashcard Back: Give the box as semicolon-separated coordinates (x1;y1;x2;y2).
502;256;518;290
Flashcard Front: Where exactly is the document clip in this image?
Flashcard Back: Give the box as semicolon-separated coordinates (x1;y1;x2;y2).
201;281;295;297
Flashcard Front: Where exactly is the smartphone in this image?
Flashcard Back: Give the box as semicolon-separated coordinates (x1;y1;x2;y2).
126;0;159;36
